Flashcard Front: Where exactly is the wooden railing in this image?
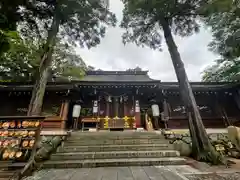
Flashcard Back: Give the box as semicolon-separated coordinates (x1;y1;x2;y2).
43;116;66;129
42;101;69;129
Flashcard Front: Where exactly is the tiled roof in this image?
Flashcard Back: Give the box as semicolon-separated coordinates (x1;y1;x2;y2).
0;71;239;91
80;71;159;82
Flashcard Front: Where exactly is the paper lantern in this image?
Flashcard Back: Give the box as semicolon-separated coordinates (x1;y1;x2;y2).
151;104;160;117
93;101;98;113
72;104;81;118
135;100;140;112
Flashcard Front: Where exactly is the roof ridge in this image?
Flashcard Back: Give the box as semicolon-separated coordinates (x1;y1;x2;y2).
86;70;149;75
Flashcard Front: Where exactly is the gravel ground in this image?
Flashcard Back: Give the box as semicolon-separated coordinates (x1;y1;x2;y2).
186;173;240;180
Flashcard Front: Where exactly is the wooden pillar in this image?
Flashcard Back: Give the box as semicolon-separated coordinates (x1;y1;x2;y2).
106;96;110;117
234;90;240;110
162;99;170;129
59;103;64;118
61;101;69;129
123;96;128;116
215;93;231;127
114;97;119;117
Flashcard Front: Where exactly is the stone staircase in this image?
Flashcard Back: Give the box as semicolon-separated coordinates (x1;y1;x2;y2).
43;131;187;168
0;162;24;179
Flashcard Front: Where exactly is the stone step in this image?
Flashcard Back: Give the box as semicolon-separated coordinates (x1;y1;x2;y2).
0;163;24;179
60;144;173;153
70;132;164;139
65;138;168;146
69;134;164;140
51;150;180;161
0;170;15;178
43;157;187;168
71;131;160;135
0;162;25;169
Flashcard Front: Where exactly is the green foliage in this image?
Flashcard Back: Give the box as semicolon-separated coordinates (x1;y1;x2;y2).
121;0;205;50
205;14;239;59
0;0;27;31
52;42;87;80
0;36;88;81
0;0;116;79
0;0;33;53
17;0;116;49
0;30;20;55
202;59;240;82
0;31;37;80
201;0;240;82
202;0;238;13
1;0;116;63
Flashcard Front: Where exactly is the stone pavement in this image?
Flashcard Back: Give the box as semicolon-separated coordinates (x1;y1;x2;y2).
23;166;186;180
23;165;240;180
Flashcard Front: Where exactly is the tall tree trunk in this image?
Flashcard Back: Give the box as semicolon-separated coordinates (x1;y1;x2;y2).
160;18;225;164
16;5;61;180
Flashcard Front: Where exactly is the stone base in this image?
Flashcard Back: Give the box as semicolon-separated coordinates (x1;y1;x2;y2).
136;128;145;132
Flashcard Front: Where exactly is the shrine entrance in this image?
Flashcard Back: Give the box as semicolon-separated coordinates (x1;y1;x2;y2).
79;92;138;131
70;86;164;131
67;70;163;131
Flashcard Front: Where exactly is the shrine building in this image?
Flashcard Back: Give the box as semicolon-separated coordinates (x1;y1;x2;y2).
0;70;240;130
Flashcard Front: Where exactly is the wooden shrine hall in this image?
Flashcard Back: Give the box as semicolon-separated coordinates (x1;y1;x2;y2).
0;70;240;130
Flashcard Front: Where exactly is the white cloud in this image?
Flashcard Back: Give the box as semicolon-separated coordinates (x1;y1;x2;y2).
75;0;218;81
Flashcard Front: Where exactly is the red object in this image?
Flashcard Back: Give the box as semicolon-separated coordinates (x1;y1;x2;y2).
135;112;141;128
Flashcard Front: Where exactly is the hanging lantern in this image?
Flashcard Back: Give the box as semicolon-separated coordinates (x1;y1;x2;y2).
135;100;140;112
72;104;81;118
93;100;98;113
107;96;112;102
130;108;134;116
151;104;160;117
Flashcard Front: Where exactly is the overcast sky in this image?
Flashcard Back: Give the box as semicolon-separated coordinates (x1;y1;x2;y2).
75;0;219;82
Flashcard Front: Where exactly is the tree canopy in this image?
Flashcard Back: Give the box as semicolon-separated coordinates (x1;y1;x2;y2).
0;0;116;53
201;0;240;82
202;59;240;82
121;0;206;50
17;0;116;48
0;36;89;81
203;0;240;59
0;0;33;54
0;0;116;82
